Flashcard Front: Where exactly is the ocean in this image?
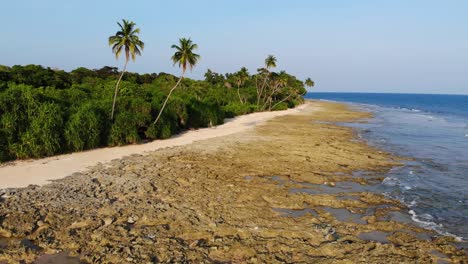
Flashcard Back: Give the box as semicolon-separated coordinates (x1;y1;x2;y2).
305;92;468;240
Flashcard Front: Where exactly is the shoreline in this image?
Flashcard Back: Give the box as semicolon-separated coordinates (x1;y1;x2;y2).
0;103;311;189
1;101;466;263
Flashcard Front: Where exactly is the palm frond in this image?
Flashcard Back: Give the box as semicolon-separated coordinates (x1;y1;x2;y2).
108;19;144;61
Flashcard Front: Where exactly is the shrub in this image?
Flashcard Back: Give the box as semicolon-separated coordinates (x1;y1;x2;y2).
65;104;107;151
146;117;173;139
146;98;188;139
108;98;152;146
187;99;224;128
272;102;289;111
13;103;64;158
0;129;10;162
223;102;252;118
108;111;140;146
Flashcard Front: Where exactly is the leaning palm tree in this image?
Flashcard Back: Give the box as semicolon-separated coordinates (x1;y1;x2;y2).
257;55;277;106
263;71;288;110
305;78;315;88
153;38;200;125
108;19;144;119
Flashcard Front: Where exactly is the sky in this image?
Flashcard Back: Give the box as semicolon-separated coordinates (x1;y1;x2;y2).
1;0;468;94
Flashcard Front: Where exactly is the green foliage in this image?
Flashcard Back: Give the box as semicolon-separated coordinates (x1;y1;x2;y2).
13;103;63;159
223;102;253;118
187;99;224;128
0;63;306;162
146;115;174;139
65;103;108;151
0;129;9;161
108;111;141;146
272;102;289;111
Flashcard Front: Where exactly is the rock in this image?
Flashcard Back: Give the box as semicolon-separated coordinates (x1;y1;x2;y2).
367;216;377;224
36;220;45;227
103;218;113;226
0;228;12;238
127;216;137;224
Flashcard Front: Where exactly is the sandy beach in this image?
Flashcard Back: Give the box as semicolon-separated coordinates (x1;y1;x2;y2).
0;101;466;263
0;103;310;189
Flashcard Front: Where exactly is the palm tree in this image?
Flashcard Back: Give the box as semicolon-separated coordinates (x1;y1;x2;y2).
265;55;277;69
263;71;288;110
108;19;144;120
153;38;200;125
257;55;277;106
305;78;315;88
234;67;249;104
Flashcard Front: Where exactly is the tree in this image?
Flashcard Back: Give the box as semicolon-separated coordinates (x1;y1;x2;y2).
153;38;200;125
305;78;314;88
233;67;249;104
263;71;288;110
108;19;144;119
257;55;277;106
265;55;277;69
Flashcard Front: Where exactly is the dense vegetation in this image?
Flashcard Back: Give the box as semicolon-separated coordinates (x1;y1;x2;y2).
0;63;308;162
0;19;313;162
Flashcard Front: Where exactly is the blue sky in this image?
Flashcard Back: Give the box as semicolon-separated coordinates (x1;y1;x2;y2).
2;0;468;94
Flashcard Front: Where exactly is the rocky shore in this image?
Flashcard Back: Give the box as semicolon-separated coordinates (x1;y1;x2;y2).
0;101;466;263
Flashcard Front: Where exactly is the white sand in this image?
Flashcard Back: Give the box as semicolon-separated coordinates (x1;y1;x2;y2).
0;103;312;189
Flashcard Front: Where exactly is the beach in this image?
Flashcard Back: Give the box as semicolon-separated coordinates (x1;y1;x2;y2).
0;101;466;263
0;103;310;189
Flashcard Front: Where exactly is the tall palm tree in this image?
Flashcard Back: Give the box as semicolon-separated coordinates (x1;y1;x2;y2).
108;19;144;119
305;78;315;88
265;55;277;69
153;38;200;125
257;55;277;106
234;67;249;104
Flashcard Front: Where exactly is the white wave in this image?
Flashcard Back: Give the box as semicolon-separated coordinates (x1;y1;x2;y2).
408;210;464;242
382;177;399;186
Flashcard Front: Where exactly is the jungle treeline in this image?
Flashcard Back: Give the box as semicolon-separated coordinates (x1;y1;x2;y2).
0;63;309;162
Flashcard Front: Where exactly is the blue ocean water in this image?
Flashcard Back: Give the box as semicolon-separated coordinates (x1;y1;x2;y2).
305;92;468;240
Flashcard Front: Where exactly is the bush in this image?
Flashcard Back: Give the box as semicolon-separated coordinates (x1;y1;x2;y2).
187;99;224;128
272;102;289;111
13;103;64;158
0;129;10;161
108;98;152;145
108;111;141;146
65;104;107;151
147;97;188;139
146;117;173;139
222;102;252;118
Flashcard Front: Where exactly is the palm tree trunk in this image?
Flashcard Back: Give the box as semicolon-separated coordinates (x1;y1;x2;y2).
237;84;244;104
261;83;280;111
153;73;185;125
111;59;128;120
257;73;270;107
271;94;293;110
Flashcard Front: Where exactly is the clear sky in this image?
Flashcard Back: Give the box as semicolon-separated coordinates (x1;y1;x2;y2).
2;0;468;94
